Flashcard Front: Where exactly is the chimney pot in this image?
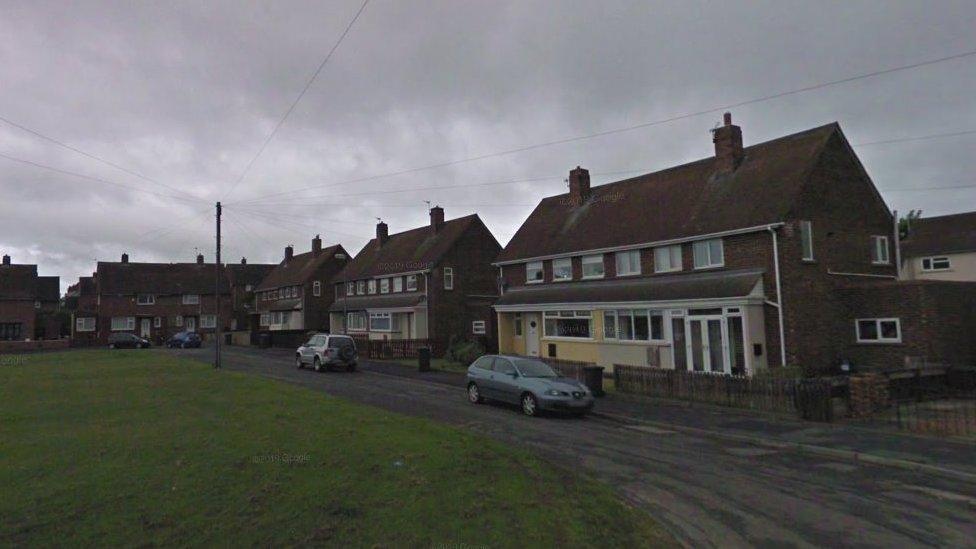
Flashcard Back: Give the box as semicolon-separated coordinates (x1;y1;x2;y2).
2;254;10;265
376;222;389;245
284;245;294;262
712;112;744;173
568;166;591;205
312;234;322;255
196;253;204;265
121;253;129;264
241;257;247;265
430;206;445;233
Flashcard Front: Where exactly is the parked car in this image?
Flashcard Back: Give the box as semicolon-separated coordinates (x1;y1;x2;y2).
108;332;151;349
466;355;595;417
166;331;202;349
295;333;358;372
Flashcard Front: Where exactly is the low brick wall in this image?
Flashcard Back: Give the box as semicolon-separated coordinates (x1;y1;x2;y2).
0;339;71;353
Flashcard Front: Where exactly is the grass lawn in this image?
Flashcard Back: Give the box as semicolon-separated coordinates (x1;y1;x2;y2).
0;350;674;547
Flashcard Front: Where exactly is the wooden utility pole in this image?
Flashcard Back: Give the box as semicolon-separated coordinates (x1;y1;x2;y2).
215;201;222;369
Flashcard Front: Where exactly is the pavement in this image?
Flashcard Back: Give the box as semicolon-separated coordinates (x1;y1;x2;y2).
174;345;976;548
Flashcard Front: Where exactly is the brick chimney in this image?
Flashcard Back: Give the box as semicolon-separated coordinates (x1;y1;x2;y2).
430;206;445;233
196;253;204;265
240;257;247;265
376;222;389;246
568;166;591;205
312;234;322;255
712;112;744;173
2;254;10;265
284;245;294;262
121;253;129;264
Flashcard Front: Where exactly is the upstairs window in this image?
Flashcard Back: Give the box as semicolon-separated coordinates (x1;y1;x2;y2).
856;318;901;343
357;281;366;295
581;255;604;279
313;281;321;297
526;261;544;283
182;294;200;305
921;256;950;272
615;250;641;276
653;245;682;273
346;282;354;296
393;277;403;292
444;267;454;290
552;259;572;281
380;278;390;293
800;221;814;261
136;294;155;305
368;280;377;294
693;239;724;269
406;275;418;291
870;236;890;265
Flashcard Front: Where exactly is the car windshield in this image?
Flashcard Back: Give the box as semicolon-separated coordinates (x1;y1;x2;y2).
513;359;557;378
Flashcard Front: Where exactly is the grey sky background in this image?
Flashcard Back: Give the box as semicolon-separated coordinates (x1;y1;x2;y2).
2;0;975;291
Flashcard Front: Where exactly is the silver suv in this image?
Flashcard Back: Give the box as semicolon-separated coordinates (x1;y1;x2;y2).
295;333;358;372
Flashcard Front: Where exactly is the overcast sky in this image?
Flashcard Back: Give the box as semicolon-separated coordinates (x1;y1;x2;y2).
2;0;975;290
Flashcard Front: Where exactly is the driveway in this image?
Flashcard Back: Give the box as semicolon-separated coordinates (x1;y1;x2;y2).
175;345;976;548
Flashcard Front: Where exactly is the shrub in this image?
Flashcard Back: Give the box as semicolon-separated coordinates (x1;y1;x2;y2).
446;336;485;366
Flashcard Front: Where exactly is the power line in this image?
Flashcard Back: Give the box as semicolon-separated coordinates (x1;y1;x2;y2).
882;183;976;191
221;0;371;202
854;129;976;147
227;46;976;206
0;115;206;201
229;205;371;241
0;150;206;205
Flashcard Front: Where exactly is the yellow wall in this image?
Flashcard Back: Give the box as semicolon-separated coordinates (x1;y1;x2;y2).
496;312;526;355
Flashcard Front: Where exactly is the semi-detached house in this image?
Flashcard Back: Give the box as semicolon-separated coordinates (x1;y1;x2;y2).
0;254;61;341
494;113;976;375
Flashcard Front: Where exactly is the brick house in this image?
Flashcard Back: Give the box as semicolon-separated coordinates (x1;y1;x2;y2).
0;254;62;341
254;236;348;333
65;275;98;345
225;258;276;332
75;253;233;345
899;211;976;282
494;114;976;374
329;207;501;352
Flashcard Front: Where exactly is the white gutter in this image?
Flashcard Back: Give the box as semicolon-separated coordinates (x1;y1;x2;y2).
493;295;763;313
493;223;785;266
768;226;787;367
827;270;898;279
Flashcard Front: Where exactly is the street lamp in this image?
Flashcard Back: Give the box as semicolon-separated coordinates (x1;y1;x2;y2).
334;253;347;334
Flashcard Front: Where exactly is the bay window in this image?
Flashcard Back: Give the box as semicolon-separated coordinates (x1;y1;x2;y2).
542;310;592;339
369;312;392;332
603;309;665;341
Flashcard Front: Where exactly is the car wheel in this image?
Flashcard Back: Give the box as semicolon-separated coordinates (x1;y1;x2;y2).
296;355;304;369
521;393;539;417
467;383;483;404
313;357;322;373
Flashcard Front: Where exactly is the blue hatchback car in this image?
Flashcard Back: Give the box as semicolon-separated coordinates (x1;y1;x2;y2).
166;331;202;348
466;355;594;417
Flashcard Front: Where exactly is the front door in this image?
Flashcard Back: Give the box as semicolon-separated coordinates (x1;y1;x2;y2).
140;318;151;338
686;316;728;374
524;314;540;356
186;316;197;332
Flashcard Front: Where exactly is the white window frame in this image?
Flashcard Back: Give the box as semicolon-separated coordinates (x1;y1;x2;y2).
347;312;367;331
615;250;641;276
603;309;666;342
357;280;366;295
200;315;217;329
136;294;155;305
75;317;96;332
472;320;486;335
175;315;183;327
921;256;951;272
693;238;725;269
346;282;355;296
542;310;593;340
312;281;321;297
855;318;901;344
443;268;454;290
259;313;270;327
653;245;682;273
182;294;200;305
393;277;403;292
153;316;162;328
514;312;523;337
800;220;814;261
526;261;544;284
380;278;390;294
369;312;392;332
581;254;604;279
551;259;572;282
111;316;135;331
368;280;377;294
406;275;418;291
871;236;890;265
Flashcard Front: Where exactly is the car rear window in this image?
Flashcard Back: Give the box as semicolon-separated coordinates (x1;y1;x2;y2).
328;337;353;348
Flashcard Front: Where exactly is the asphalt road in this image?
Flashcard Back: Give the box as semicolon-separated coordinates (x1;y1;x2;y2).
174;346;976;548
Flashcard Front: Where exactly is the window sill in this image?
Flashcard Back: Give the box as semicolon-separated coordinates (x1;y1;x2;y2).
801;259;817;264
871;262;891;266
526;280;545;284
580;275;605;280
552;278;573;283
854;341;903;346
541;336;595;342
693;264;725;271
616;272;642;277
602;339;670;346
653;269;682;275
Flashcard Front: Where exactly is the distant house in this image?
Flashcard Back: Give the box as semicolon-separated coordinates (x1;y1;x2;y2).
254;236;348;333
65;275;98;345
494;114;976;374
225;258;276;332
77;253;232;344
900;211;976;282
0;254;61;341
329;207;501;352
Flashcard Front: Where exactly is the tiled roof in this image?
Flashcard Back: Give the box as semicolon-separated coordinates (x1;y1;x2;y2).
329;293;426;312
256;245;345;291
226;263;277;288
0;264;38;300
901;211;976;257
335;214;485;280
36;276;60;302
96;261;229;295
495;269;764;306
496;123;840;262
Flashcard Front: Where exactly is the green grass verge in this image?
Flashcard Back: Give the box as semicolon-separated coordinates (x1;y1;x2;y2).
0;350;674;547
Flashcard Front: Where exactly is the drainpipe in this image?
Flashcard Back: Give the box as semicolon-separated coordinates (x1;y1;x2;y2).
768;227;787;367
423;272;430;342
892;209;902;279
